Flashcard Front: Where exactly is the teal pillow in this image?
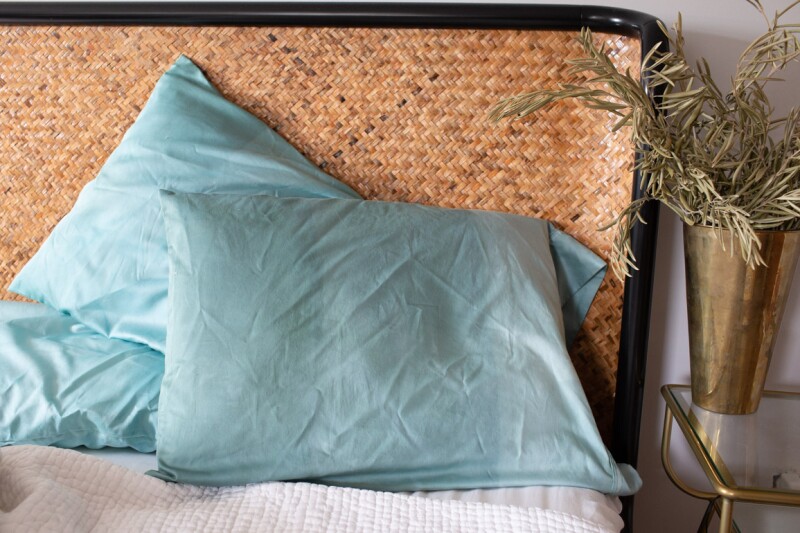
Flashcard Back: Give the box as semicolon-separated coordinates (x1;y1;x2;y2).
152;191;640;495
9;56;360;353
0;301;162;451
548;226;606;346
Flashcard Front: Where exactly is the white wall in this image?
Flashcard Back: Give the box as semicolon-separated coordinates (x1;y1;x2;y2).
9;0;800;530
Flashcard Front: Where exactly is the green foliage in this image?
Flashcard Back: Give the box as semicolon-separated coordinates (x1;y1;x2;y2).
491;0;800;279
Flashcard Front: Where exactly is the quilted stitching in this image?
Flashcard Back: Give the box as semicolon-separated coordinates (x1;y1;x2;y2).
0;446;613;532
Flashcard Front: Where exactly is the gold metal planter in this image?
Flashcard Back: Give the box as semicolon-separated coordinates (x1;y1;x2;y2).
684;225;800;414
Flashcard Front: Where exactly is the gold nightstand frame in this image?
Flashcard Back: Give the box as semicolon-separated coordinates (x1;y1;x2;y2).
661;384;800;533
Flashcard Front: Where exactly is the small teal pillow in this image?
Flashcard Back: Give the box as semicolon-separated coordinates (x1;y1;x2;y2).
152;191;640;495
0;301;162;451
9;55;360;352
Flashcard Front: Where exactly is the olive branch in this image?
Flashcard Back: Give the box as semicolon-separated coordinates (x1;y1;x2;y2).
491;0;800;279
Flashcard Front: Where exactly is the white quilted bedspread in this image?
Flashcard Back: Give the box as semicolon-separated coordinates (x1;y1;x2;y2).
0;446;613;533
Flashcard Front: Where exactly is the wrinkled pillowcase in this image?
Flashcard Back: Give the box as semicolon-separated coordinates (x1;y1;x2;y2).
152;191;639;495
0;301;162;451
9;54;598;351
9;55;360;353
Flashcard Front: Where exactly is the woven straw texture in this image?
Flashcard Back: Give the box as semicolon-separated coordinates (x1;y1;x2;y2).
0;26;639;441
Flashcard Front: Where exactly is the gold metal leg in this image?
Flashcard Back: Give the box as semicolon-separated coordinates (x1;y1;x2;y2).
662;402;724;532
662;404;717;500
718;498;733;533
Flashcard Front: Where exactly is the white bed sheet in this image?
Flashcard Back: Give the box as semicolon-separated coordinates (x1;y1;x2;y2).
77;447;624;532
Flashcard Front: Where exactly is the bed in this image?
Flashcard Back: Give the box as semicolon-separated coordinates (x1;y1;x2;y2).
0;3;661;532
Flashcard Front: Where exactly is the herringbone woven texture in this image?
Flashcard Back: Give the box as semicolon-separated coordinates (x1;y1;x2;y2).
0;26;639;440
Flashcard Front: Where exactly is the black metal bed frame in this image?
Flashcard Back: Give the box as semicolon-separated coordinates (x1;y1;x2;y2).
0;3;663;530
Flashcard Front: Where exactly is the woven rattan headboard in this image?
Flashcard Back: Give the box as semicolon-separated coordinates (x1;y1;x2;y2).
0;4;660;462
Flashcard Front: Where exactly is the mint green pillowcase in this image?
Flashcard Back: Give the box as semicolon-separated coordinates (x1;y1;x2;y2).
153;191;640;495
0;301;162;451
548;226;606;345
9;56;359;353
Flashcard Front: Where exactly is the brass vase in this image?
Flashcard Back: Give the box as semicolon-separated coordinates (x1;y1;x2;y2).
684;225;800;414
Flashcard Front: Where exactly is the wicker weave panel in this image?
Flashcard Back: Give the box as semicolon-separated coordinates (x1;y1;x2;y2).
0;26;639;441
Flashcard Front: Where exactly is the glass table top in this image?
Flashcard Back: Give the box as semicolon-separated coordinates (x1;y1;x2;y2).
664;385;800;495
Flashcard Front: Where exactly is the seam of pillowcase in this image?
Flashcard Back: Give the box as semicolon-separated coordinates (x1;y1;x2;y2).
1;430;156;445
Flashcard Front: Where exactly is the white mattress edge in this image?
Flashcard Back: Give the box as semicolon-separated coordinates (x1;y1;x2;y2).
75;446;623;532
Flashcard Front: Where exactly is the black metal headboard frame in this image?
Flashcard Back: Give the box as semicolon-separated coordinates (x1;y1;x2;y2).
0;3;663;529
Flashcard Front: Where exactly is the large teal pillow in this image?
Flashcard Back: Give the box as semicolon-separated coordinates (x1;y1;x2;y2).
152;191;639;495
9;56;359;353
0;301;162;451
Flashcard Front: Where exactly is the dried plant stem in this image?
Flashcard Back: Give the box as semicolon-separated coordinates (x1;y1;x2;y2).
492;0;800;279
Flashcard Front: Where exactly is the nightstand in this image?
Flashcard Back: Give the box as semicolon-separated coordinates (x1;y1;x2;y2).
661;384;800;533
